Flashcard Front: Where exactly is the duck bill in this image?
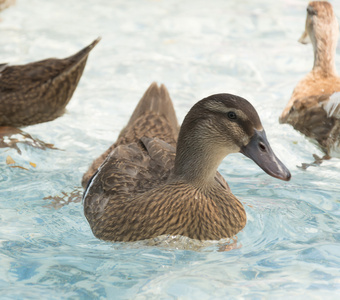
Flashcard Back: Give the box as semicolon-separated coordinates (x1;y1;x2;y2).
298;30;311;44
240;129;291;181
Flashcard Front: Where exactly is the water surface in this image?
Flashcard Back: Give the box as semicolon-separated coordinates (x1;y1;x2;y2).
1;0;340;299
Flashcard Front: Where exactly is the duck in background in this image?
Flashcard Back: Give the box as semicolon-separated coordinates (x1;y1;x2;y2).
280;1;340;166
82;83;290;242
0;38;100;128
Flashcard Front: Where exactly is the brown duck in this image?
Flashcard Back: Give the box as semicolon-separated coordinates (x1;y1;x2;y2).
280;1;340;158
0;38;100;127
83;83;290;242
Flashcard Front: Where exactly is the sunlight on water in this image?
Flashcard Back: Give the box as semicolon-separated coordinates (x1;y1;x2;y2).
1;0;340;299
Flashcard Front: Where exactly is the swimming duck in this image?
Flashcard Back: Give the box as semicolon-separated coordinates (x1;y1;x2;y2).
279;1;340;158
83;83;291;242
0;38;100;127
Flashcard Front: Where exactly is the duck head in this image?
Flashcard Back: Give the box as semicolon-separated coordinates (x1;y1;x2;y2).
298;1;338;74
173;94;291;185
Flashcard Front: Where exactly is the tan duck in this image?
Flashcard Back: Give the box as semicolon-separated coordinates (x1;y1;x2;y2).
83;83;291;242
280;1;340;158
0;38;100;127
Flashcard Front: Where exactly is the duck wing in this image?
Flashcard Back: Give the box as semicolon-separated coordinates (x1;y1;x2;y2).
285;94;340;155
83;136;176;225
82;83;179;187
322;93;340;156
0;38;100;127
323;92;340;118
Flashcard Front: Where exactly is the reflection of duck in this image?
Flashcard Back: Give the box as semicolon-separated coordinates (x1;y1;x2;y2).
83;83;290;242
0;0;15;12
0;38;100;127
280;2;340;158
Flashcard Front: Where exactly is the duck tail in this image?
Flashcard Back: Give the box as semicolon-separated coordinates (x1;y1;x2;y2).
64;37;101;66
126;82;179;133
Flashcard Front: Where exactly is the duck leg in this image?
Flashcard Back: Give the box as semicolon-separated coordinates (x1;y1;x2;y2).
218;236;242;252
0;126;58;154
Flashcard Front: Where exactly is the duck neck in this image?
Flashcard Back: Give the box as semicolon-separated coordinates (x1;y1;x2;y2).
171;129;231;188
312;27;338;76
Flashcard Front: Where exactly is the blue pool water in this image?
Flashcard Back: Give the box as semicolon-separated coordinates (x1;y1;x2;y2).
1;0;340;298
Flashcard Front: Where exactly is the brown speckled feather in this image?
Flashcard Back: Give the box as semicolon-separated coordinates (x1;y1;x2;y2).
86;180;244;242
84;137;242;242
82;82;179;187
0;38;100;127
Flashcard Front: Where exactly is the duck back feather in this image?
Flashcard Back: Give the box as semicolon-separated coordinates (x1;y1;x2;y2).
82;82;179;187
0;38;100;127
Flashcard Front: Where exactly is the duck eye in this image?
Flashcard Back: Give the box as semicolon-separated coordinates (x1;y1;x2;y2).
307;6;317;16
227;111;237;120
